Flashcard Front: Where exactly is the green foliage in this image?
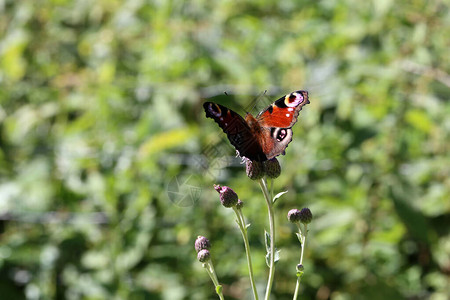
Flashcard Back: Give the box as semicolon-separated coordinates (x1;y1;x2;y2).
0;0;449;299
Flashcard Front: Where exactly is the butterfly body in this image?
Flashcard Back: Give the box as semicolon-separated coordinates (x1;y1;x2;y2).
204;90;309;161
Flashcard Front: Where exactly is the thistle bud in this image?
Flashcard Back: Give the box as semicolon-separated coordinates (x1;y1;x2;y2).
299;208;313;224
197;249;211;262
213;184;238;208
245;159;264;180
264;158;281;179
287;209;302;223
195;236;211;253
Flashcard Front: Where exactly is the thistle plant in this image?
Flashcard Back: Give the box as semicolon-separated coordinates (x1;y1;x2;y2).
195;158;313;299
195;236;225;300
288;208;313;300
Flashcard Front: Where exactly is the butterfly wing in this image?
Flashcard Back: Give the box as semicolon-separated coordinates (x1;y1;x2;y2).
203;102;267;161
257;90;309;127
255;91;309;159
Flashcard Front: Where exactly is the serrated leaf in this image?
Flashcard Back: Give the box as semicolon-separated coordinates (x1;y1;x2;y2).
272;190;288;203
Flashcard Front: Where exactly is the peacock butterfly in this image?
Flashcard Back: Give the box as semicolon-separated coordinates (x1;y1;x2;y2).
203;90;309;161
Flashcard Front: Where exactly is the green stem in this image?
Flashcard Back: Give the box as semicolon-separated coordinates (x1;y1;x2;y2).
293;224;308;300
259;178;275;300
205;261;225;300
234;208;259;300
270;178;274;199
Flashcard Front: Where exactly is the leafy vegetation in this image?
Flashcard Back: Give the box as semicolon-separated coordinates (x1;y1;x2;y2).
0;0;449;299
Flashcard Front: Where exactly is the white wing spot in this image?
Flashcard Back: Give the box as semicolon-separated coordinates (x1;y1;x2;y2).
288;108;294;112
286;113;290;117
225;122;228;126
285;93;304;107
220;117;224;121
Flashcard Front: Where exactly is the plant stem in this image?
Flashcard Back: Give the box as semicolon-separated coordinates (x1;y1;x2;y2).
234;208;259;300
270;178;274;199
259;178;275;300
293;223;308;300
205;261;225;300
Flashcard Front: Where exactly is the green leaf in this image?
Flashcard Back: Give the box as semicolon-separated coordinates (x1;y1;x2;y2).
390;184;430;244
138;126;198;157
264;230;271;253
296;232;303;243
216;285;223;295
405;109;432;133
272;190;288;204
265;248;280;266
274;249;280;263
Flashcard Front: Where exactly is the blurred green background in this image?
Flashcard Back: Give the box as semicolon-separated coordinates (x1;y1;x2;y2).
1;0;449;299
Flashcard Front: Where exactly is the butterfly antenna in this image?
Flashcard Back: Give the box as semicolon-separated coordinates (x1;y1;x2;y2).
224;91;229;96
246;89;267;114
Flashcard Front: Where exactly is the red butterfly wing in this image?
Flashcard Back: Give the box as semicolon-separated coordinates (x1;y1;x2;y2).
256;90;309;128
203;102;267;161
255;90;309;159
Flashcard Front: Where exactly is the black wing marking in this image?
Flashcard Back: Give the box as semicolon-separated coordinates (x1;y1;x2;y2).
203;102;267;161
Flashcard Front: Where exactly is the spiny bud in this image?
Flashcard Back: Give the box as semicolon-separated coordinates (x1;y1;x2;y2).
213;184;238;208
264;158;281;179
197;249;211;262
299;208;313;224
195;236;211;253
287;209;302;223
245;159;264;180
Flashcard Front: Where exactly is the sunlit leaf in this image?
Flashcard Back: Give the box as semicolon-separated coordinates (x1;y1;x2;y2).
272;190;288;204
